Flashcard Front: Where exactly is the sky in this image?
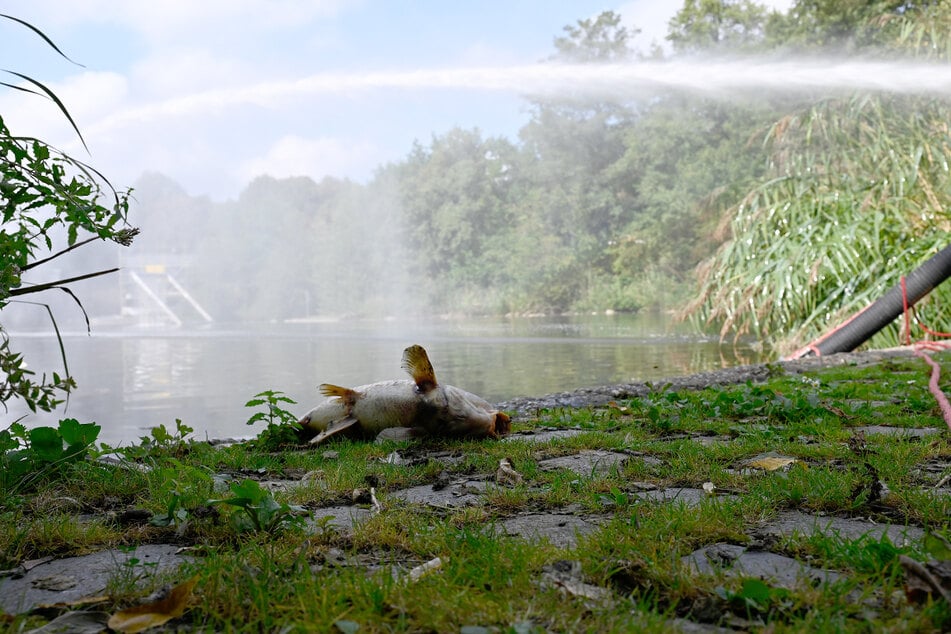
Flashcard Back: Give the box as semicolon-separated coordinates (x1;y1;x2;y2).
1;1;793;201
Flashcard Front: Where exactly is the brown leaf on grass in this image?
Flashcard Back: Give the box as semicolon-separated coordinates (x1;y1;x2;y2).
825;406;851;420
746;456;798;471
107;576;197;633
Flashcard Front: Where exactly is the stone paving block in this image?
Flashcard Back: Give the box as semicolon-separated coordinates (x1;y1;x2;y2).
500;513;601;549
682;542;841;588
0;544;189;615
389;479;489;508
756;510;925;546
538;450;629;476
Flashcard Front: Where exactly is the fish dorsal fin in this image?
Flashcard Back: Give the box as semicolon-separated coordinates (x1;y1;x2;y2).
319;383;357;405
401;345;438;392
309;416;359;445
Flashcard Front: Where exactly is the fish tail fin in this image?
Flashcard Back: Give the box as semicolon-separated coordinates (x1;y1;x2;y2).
401;344;438;392
319;383;357;405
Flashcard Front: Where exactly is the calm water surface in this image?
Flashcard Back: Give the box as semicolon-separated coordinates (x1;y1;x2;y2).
10;314;764;445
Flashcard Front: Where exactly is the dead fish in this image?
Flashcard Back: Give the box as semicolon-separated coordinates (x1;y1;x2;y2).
297;344;511;444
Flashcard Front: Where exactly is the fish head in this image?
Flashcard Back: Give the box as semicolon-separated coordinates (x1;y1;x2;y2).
295;410;319;442
494;410;511;436
422;384;510;438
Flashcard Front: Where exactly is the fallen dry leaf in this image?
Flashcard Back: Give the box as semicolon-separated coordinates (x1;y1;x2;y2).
107;576;197;633
747;456;798;472
607;401;631;414
369;487;382;515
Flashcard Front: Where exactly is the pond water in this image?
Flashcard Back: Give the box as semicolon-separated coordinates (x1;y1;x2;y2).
8;313;764;445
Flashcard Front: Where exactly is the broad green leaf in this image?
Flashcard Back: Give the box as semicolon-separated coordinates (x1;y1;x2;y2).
29;426;64;462
58;417;100;446
230;478;266;502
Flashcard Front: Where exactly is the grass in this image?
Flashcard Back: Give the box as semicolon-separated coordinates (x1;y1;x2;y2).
0;351;949;631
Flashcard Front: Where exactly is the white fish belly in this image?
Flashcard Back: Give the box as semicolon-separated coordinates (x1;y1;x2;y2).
298;398;348;432
351;380;424;433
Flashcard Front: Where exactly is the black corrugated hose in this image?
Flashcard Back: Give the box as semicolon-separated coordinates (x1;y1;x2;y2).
787;243;951;359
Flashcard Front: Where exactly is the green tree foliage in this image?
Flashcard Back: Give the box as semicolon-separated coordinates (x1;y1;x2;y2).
304;171;408;317
396;129;517;310
764;0;915;51
667;0;769;53
552;10;635;62
1;16;135;415
506;11;643;313
608;99;774;280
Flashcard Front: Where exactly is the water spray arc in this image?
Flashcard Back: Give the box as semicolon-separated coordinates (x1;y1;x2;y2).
88;58;951;136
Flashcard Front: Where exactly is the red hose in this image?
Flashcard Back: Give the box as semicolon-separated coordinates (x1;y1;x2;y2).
901;275;951;430
914;347;951;431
